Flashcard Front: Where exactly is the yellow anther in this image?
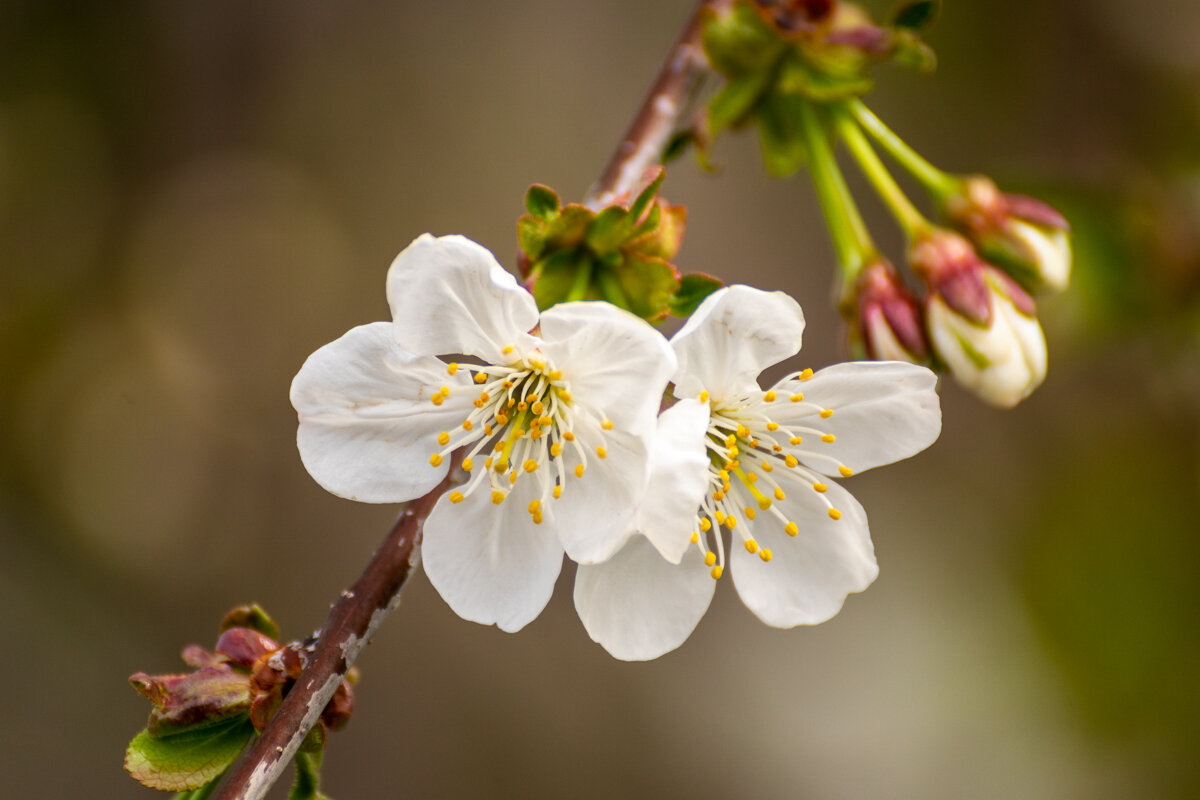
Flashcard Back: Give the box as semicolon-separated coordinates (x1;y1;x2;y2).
462;457;474;472
431;394;445;406
774;487;786;501
761;462;774;473
503;381;514;389
440;386;450;396
532;512;544;525
718;469;730;481
502;345;514;355
553;485;563;499
462;420;473;431
698;391;710;403
785;521;799;537
437;431;450;446
790;393;804;402
763;391;777;402
819;408;834;419
757;497;771;510
724;515;737;530
828;508;842;520
523;459;538;473
449;491;464;504
479;391;491;402
528;500;541;514
474;372;488;384
821;434;836;443
495;413;509;426
747;472;758;484
784;455;798;468
596;446;608;459
507;398;516;408
725;434;737;448
509;471;518;485
737;425;750;438
550;442;563;457
484;424;494;436
473;399;484;408
710;565;724;579
574;464;585;478
699;518;712;532
530;402;544;416
800;368;813;380
766;422;779;431
839;465;854;477
563;431;575;442
759;549;773;563
446;363;458;375
548;370;562;381
745;508;757;520
789;436;803;445
690;532;700;543
491;490;505;505
772;445;783;452
727;444;739;457
517;401;528;412
744;539;758;554
714;510;726;524
713;490;724;501
484;457;494;469
813;482;827;493
429;453;443;467
601;419;614;430
538;416;553;427
558;390;572;403
704;552;717;567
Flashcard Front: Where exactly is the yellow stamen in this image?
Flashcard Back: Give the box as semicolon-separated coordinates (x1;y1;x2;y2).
429;453;443;467
523;459;538;473
698;391;709;403
574;464;585;478
491;490;505;505
763;391;777;402
440;386;450;395
785;521;799;537
437;431;451;446
548;370;562;381
532;512;543;524
528;500;541;514
766;422;779;431
784;455;798;468
821;434;836;443
596;446;607;459
799;368;813;380
774;487;786;501
759;549;773;562
724;515;737;529
761;462;774;473
601;419;613;430
563;431;576;442
474;372;488;384
710;565;723;579
699;518;712;532
462;420;473;431
789;436;803;445
745;508;756;520
431;394;444;406
449;491;464;504
502;345;514;355
744;539;757;554
446;363;458;375
553;485;563;499
462;458;474;472
839;465;854;477
690;532;699;543
531;401;545;415
558;390;572;403
813;482;827;493
790;393;804;402
713;490;725;501
550;442;563;457
819;408;834;419
704;552;717;567
828;508;842;520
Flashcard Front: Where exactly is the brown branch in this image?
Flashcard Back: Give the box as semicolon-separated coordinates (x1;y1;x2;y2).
584;0;726;208
211;4;723;799
210;462;458;800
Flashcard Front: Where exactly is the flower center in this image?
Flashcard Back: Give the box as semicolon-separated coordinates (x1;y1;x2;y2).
426;350;612;523
688;369;853;580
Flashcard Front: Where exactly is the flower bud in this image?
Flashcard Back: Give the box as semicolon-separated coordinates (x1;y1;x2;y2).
851;259;929;362
942;175;1071;293
911;231;1047;408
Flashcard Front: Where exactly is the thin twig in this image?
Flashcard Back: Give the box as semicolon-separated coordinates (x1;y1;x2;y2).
584;0;725;208
209;461;458;800
212;4;721;799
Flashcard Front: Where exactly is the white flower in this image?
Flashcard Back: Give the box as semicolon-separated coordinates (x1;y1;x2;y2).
574;285;942;660
291;233;676;632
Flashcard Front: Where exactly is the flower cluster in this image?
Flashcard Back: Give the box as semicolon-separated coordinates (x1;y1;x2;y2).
293;235;941;659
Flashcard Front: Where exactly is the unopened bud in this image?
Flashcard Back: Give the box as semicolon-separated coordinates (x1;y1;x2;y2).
852;259;928;362
912;230;1047;408
943;175;1071;293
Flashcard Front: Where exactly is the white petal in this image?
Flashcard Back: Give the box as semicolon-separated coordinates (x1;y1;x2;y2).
769;361;942;475
386;234;539;364
552;425;647;565
574;535;715;661
636;398;712;563
670;285;805;400
538;301;676;436
290;322;474;502
422;477;563;632
1009;220;1072;292
731;476;877;628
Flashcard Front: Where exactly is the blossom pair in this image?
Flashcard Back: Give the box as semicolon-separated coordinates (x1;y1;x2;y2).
292;235;941;658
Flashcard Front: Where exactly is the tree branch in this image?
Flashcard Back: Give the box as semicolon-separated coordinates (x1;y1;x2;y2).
584;0;725;208
211;4;721;799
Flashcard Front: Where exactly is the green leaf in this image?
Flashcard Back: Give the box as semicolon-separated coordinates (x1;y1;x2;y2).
219;605;280;640
669;273;723;317
891;32;937;72
776;53;874;101
584;206;630;255
707;69;773;135
701;2;786;76
891;0;941;31
288;751;331;800
756;91;809;177
615;255;680;321
626;167;665;222
661;130;695;164
528;249;585;310
524;184;560;220
542;203;592;250
125;718;256;792
517;214;548;261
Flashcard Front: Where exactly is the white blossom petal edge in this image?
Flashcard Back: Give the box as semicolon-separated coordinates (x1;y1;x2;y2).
575;284;942;659
293;233;677;632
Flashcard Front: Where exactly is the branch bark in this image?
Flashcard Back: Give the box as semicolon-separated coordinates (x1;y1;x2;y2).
212;4;720;799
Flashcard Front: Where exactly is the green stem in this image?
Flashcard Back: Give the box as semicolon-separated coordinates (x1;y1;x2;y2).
845;99;960;198
564;255;595;302
832;108;932;241
796;99;875;283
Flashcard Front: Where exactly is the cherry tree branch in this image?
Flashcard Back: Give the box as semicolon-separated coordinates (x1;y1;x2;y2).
585;0;725;208
211;4;720;799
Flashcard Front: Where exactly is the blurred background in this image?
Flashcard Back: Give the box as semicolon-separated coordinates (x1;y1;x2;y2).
2;0;1198;797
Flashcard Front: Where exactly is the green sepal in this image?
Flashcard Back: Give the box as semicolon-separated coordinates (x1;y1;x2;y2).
288;751;332;800
524;184;560;221
527;249;584;308
627;168;666;222
585;206;631;255
614;255;681;322
631;202;686;260
776;53;874;101
700;1;785;76
891;32;937;72
517;215;548;263
219;605;279;642
756;90;810;177
891;0;941;32
707;69;775;135
125;717;256;792
298;722;327;754
669;273;724;317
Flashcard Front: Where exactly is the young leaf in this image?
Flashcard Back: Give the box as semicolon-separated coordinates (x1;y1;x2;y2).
584;206;630;255
524;184;560;220
125;717;256;792
219;604;280;640
891;0;941;32
669;273;724;317
626;167;665;223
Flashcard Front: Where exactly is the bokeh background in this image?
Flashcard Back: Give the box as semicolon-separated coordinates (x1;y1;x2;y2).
2;0;1198;797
